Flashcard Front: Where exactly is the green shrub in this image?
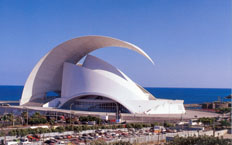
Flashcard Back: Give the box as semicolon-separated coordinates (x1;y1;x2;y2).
110;141;132;145
133;123;143;129
55;126;65;133
126;123;133;128
8;130;16;136
217;108;231;114
197;117;215;126
28;112;47;125
166;135;232;145
116;124;124;128
90;139;107;145
164;121;174;128
90;140;132;145
219;120;230;127
0;131;5;137
74;126;81;132
79;115;102;124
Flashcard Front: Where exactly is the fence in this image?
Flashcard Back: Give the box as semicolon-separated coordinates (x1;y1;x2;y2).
108;129;228;144
0;129;228;144
109;134;166;144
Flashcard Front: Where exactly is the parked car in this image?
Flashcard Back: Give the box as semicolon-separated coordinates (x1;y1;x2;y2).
151;126;166;134
6;141;18;145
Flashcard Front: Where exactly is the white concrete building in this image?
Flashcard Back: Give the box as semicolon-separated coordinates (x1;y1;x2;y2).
20;35;185;114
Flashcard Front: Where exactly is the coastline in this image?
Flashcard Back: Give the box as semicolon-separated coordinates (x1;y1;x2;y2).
0;86;231;104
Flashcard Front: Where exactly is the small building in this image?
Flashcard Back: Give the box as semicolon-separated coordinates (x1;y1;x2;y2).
202;101;231;109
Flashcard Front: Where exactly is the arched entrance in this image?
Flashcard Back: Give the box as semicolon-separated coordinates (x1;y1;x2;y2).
60;95;130;113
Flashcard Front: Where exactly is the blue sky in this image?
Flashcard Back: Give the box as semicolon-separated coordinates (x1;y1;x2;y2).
0;0;231;88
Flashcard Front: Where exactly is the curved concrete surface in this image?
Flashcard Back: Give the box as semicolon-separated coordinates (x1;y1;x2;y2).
20;36;154;105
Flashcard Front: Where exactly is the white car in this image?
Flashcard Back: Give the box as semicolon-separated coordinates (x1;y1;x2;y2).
6;141;18;145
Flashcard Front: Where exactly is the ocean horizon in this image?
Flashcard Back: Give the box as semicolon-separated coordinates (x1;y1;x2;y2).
0;85;231;104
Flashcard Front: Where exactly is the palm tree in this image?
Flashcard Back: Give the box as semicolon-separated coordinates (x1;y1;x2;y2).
21;111;28;125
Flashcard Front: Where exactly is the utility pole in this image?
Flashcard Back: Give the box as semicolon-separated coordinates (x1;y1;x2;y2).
213;118;215;137
12;113;14;127
4;131;6;145
55;111;58;124
115;103;118;120
26;107;29;126
20;108;24;126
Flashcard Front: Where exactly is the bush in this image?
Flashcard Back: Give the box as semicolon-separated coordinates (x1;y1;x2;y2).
101;125;106;129
133;123;143;129
126;123;133;128
90;139;107;145
142;123;151;128
49;119;55;125
153;122;161;126
198;117;215;126
112;125;117;129
116;124;124;128
0;131;5;137
217;108;231;114
110;141;132;145
164;121;174;128
166;135;232;145
18;129;29;137
55;126;65;133
219;120;231;127
28;112;47;125
79;115;102;124
125;123;146;129
8;130;16;136
74;126;82;132
5;121;155;137
90;140;132;145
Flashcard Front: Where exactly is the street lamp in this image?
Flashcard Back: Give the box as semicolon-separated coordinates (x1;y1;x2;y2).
114;102;119;122
70;103;74;125
23;107;29;126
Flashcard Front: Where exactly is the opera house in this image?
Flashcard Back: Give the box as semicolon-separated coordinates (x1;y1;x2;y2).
20;36;185;115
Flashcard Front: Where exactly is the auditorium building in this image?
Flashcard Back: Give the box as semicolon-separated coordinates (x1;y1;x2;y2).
20;36;185;115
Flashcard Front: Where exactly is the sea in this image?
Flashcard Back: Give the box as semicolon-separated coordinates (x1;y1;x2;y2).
0;86;231;104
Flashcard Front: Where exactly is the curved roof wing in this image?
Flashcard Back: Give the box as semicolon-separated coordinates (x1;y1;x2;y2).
20;35;154;105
